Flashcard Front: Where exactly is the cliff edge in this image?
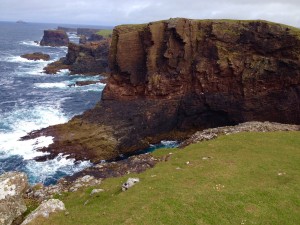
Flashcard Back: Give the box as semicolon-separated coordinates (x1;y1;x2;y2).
26;18;300;162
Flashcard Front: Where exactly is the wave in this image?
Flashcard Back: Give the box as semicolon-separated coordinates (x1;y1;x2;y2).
34;82;68;89
25;154;91;185
0;55;48;63
20;40;68;51
0;104;68;158
0;103;92;184
20;40;40;47
75;83;106;92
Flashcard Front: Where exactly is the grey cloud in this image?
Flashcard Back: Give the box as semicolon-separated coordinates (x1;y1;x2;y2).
0;0;299;27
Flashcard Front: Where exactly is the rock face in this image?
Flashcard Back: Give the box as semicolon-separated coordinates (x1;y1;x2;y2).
40;30;69;47
21;199;65;225
0;172;28;225
26;19;300;162
64;40;110;74
43;39;110;75
21;52;50;61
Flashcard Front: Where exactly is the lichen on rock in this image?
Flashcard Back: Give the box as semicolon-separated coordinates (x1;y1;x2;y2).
0;172;28;225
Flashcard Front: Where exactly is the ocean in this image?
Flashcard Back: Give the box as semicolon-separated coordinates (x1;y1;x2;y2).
0;21;178;186
0;21;105;185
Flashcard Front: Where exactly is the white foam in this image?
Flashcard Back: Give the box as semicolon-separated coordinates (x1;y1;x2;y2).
161;140;179;148
20;40;40;47
0;56;44;63
75;83;106;92
56;69;70;76
34;82;68;89
0;105;68;160
25;154;92;184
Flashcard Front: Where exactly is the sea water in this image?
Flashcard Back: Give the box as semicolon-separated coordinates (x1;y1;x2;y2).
0;21;105;185
0;21;178;186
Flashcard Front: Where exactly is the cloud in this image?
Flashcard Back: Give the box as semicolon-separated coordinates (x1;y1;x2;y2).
0;0;300;27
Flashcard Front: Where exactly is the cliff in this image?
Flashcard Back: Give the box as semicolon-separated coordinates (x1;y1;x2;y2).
44;39;110;75
27;18;300;162
40;30;69;47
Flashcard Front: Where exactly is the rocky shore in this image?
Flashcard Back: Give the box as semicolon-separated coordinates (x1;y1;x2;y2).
2;121;300;224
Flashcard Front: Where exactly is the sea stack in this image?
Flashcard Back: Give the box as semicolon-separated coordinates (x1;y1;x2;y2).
40;30;69;47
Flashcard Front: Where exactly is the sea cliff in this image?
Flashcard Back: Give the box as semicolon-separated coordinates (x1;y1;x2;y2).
26;18;300;162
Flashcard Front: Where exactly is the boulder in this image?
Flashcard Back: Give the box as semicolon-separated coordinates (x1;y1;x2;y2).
21;199;65;225
40;30;69;47
122;178;140;191
0;172;28;225
21;52;50;61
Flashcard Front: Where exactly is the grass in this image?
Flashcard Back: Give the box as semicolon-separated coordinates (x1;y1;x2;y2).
29;132;300;225
96;29;113;38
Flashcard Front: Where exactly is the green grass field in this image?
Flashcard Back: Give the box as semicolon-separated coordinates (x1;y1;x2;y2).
96;29;113;38
30;132;300;225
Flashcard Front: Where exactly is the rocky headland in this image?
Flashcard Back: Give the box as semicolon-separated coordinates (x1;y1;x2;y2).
77;28;101;38
40;30;69;47
25;18;300;163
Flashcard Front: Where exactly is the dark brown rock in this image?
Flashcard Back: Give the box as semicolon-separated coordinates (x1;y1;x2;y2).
44;39;110;75
25;19;300;162
88;33;104;42
21;52;50;61
43;59;70;74
75;80;100;86
40;30;69;47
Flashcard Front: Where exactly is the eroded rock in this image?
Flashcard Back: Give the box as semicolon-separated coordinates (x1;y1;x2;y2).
21;199;65;225
40;30;69;47
43;39;110;75
0;172;28;225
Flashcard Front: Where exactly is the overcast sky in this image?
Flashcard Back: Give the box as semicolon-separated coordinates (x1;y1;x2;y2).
1;0;300;27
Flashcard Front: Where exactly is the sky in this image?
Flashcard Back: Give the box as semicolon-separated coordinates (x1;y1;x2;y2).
1;0;300;27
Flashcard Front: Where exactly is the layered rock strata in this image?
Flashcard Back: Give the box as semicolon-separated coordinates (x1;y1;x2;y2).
27;18;300;162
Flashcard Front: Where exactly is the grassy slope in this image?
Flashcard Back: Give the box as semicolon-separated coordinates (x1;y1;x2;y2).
31;132;300;225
